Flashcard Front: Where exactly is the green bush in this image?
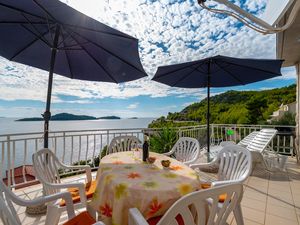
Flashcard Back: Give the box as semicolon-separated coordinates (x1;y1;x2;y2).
149;128;178;154
271;112;296;126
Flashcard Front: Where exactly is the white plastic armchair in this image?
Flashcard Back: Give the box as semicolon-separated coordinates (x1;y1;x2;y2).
128;183;243;225
164;137;201;165
190;145;252;225
108;135;141;155
32;148;93;225
0;179;105;225
191;145;252;186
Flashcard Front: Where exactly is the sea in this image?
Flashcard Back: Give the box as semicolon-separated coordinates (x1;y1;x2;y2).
0;117;155;174
0;117;155;135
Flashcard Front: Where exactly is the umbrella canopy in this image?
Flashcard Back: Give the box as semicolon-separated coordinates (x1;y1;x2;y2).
152;55;283;153
0;0;147;147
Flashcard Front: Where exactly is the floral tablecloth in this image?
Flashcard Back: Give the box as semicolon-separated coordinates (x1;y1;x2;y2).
89;151;200;225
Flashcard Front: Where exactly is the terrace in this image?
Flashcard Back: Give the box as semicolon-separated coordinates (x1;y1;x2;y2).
0;124;299;225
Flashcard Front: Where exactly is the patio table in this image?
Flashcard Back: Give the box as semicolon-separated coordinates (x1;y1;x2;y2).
89;151;200;225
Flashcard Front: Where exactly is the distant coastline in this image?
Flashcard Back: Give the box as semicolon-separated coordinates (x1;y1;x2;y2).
16;113;121;121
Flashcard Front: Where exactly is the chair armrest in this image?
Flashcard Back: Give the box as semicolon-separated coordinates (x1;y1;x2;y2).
60;164;92;183
7;191;76;220
220;141;236;147
190;157;219;170
211;180;241;187
128;208;148;225
163;149;175;156
43;182;87;205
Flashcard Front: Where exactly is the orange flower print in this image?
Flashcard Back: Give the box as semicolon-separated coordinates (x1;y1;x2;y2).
113;160;124;165
127;172;141;179
147;197;162;218
100;203;112;217
170;165;183;171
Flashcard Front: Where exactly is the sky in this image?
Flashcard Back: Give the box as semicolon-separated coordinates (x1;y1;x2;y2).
0;0;297;118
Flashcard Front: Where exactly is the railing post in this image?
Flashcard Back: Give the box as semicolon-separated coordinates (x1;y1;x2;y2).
178;129;182;138
6;135;11;188
106;130;109;155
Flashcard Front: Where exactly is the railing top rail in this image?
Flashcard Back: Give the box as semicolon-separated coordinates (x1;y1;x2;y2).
0;124;295;139
212;124;296;128
0;125;209;138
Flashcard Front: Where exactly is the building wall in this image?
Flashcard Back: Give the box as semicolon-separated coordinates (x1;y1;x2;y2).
296;63;300;161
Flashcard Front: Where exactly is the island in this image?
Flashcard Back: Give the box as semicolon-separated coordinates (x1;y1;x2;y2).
17;113;97;121
97;116;120;120
17;113;121;121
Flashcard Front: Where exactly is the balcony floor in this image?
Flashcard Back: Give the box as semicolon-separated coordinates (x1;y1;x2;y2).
3;157;300;225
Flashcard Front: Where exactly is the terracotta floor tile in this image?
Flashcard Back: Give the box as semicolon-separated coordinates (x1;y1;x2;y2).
240;206;265;224
266;204;298;221
265;213;298;225
242;197;267;211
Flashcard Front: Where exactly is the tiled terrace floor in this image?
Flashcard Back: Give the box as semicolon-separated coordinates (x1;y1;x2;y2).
4;157;300;225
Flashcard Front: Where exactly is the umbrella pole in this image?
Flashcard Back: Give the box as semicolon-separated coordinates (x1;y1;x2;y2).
207;60;211;155
43;25;60;148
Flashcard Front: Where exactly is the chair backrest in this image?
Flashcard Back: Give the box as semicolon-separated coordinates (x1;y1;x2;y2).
217;145;252;183
172;137;200;163
108;136;140;155
0;180;22;225
246;129;277;153
238;131;259;147
32;148;62;195
157;183;243;225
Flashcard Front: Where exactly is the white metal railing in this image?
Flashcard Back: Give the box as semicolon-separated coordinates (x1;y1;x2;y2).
210;124;295;155
0;124;295;188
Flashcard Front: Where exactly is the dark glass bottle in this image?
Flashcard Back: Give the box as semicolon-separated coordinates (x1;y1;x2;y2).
142;140;149;162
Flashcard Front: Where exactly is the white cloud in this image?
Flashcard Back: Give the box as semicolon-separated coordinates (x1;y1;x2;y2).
127;102;139;109
0;0;292;104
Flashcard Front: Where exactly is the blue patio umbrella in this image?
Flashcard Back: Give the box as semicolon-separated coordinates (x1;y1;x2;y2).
152;55;283;153
0;0;147;148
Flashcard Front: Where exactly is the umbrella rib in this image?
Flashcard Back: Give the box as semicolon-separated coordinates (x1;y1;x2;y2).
219;60;282;76
154;61;204;80
69;29;147;75
0;21;48;25
32;0;56;22
20;24;51;47
9;29;50;61
68;32;118;83
63;24;137;41
0;3;52;22
21;13;52;46
214;61;245;85
32;0;136;41
171;63;206;87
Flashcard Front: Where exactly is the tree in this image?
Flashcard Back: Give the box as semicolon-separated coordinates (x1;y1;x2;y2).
246;98;267;124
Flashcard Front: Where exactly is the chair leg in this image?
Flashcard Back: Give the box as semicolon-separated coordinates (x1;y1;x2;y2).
87;203;97;220
233;203;244;225
45;205;61;225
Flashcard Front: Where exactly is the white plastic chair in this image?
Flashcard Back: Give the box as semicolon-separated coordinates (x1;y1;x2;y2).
128;183;243;225
0;179;104;225
32;148;94;225
164;137;201;165
190;145;252;225
108;135;141;155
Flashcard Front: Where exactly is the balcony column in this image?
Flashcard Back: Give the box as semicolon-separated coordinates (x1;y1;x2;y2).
296;63;300;162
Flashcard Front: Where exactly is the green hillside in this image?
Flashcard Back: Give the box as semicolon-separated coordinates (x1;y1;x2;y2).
149;85;296;128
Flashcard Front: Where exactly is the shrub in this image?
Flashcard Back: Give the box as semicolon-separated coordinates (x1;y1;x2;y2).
149;128;178;154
